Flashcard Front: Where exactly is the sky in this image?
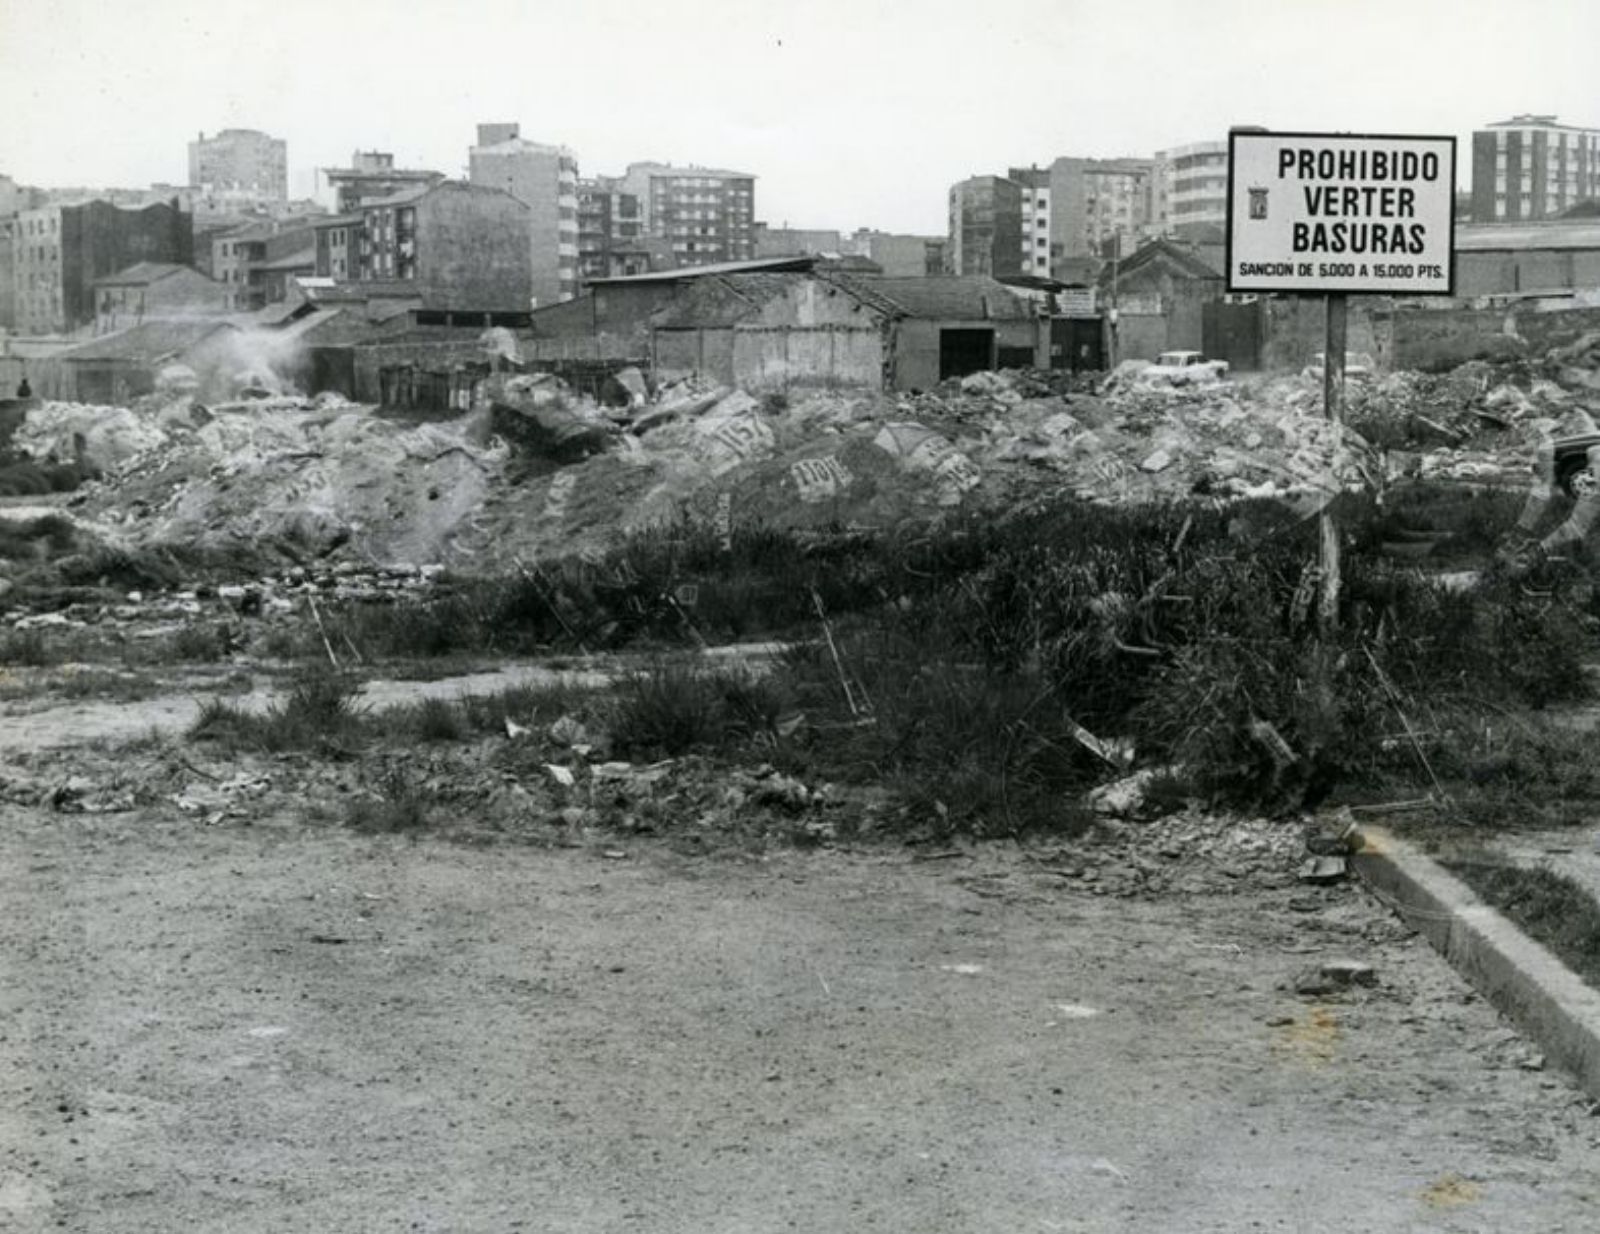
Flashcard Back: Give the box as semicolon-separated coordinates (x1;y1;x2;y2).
1;0;1596;235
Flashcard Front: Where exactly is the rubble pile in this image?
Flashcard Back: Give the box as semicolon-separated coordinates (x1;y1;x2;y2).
5;333;1595;577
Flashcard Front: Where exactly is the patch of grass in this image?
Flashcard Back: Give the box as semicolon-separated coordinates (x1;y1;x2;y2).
348;766;432;834
458;678;609;736
0;628;58;666
0;512;78;559
610;662;739;759
1446;860;1600;990
400;696;468;743
188;671;366;754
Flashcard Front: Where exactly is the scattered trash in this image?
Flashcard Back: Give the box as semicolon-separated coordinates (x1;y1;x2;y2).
1298;855;1348;885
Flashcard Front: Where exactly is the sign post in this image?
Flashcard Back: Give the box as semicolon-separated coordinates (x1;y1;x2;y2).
1321;294;1347;631
1226;130;1457;634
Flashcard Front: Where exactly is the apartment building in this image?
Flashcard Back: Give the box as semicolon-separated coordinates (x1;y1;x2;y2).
614;163;756;267
187;129;288;208
352;181;531;312
1009;167;1053;275
211;219;317;310
468;124;579;305
1471;115;1600;222
577;179;652;281
8;198;192;334
947;176;1024;277
1048;157;1155;262
1151;140;1228;238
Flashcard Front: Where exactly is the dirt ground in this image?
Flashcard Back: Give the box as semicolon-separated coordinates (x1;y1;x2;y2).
4;791;1599;1233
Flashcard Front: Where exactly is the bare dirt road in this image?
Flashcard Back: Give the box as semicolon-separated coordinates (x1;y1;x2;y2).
3;800;1599;1234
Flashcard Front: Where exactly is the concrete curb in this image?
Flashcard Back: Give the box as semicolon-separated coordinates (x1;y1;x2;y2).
1352;824;1600;1101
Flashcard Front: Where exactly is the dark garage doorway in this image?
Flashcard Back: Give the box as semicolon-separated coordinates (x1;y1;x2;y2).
939;328;994;380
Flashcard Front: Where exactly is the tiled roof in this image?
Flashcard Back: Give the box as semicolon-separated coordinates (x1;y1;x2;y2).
62;320;236;364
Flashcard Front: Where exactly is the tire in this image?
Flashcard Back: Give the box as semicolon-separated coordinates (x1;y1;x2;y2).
1556;456;1598;500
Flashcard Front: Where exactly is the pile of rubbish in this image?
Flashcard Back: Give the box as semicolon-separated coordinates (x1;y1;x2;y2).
6;334;1595;574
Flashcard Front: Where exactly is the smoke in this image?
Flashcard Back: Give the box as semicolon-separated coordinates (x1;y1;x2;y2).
216;327;310;400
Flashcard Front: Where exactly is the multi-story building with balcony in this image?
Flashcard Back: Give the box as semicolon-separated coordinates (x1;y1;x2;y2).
468;124;579;305
577;179;653;281
1471;115;1600;222
613;163;756;267
187;128;288;209
1152;140;1229;238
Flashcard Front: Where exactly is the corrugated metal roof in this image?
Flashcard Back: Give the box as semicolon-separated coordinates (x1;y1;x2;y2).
62;320;237;364
1456;222;1600;251
586;255;817;285
826;275;1034;321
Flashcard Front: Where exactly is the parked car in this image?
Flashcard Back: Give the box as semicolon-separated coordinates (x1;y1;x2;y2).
1144;350;1230;384
1302;352;1375;382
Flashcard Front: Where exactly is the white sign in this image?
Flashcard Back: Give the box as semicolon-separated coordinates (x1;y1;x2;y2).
1227;131;1456;295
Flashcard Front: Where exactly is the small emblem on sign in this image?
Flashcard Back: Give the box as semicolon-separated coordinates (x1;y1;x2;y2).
1248;187;1269;220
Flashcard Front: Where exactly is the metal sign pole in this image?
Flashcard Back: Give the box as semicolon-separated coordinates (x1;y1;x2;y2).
1320;293;1348;633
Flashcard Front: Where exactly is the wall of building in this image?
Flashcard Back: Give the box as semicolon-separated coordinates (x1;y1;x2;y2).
1456;247;1600;296
414;185;533;312
948;177;1023;277
349;338;500;405
96;269;228;333
1258;297;1385;371
732;326;883;391
469;139;580;305
53;201;194;331
888;318;1042;390
860;233;940;277
1384;303;1600;371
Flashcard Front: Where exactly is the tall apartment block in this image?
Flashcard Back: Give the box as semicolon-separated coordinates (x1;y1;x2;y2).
187;129;288;208
1047;157;1155;261
1471;115;1600;222
614;163;756;267
1151;141;1228;238
468;123;578;305
1008;167;1053;275
947;176;1024;277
